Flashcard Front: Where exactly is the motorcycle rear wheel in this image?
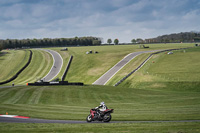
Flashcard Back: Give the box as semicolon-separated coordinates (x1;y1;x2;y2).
103;113;112;122
86;115;92;122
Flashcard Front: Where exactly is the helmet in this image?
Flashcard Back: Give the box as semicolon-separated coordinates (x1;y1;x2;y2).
100;102;105;105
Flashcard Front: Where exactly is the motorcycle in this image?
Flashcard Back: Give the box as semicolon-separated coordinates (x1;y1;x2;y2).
86;108;114;122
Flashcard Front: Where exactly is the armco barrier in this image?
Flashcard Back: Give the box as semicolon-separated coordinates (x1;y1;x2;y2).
27;81;83;86
0;50;32;85
61;55;73;81
114;47;192;86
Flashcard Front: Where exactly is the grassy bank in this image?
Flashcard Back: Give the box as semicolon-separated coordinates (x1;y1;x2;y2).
0;43;195;85
0;122;200;133
0;50;29;82
120;47;200;88
56;43;195;84
0;83;199;121
2;49;53;85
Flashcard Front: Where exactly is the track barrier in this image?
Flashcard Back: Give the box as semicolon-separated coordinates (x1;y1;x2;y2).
27;81;83;86
61;55;73;81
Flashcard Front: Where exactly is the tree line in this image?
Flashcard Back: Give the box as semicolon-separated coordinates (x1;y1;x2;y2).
0;36;102;50
106;31;200;45
131;31;200;44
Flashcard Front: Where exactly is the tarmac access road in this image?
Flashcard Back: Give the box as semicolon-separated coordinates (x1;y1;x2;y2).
40;49;63;82
93;50;161;85
0;117;200;124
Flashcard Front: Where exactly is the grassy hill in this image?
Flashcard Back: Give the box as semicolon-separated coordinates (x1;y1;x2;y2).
119;47;200;88
55;43;195;84
0;44;199;121
0;83;199;132
0;50;29;82
0;43;195;85
13;49;53;85
0;49;53;85
0;84;199;121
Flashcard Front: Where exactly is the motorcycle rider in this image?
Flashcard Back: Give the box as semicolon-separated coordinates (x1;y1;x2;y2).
95;102;108;117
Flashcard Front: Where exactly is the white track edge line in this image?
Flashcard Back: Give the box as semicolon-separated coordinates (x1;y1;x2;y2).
40;49;63;82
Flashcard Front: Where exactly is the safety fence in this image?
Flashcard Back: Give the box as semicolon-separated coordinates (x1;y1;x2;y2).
61;55;73;81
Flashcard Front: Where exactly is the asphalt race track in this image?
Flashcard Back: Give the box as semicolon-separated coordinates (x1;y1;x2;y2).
93;50;161;85
40;49;63;82
0;117;200;124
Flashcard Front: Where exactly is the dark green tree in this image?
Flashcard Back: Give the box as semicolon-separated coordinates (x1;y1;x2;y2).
131;39;136;44
107;38;112;44
114;39;119;45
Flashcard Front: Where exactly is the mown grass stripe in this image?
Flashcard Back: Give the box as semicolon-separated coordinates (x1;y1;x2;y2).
16;88;35;104
0;50;31;85
0;50;28;81
37;50;52;80
18;50;46;83
13;50;53;85
0;87;18;99
3;87;32;104
0;88;19;104
27;87;44;104
0;104;87;114
16;50;45;84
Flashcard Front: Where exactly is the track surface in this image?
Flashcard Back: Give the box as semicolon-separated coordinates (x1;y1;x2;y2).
40;49;63;82
0;117;200;124
93;50;160;85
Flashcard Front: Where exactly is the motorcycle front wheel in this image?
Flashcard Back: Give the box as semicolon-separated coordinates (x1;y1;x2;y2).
103;113;112;122
86;115;92;122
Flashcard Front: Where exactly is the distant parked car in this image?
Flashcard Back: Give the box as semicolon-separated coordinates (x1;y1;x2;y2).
61;48;68;51
168;52;173;55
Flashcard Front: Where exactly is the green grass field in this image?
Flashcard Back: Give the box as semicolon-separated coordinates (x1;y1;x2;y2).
0;49;53;85
119;47;200;88
0;83;199;121
0;43;199;132
0;50;29;82
0;43;195;85
58;43;195;84
0;122;200;133
0;83;200;132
